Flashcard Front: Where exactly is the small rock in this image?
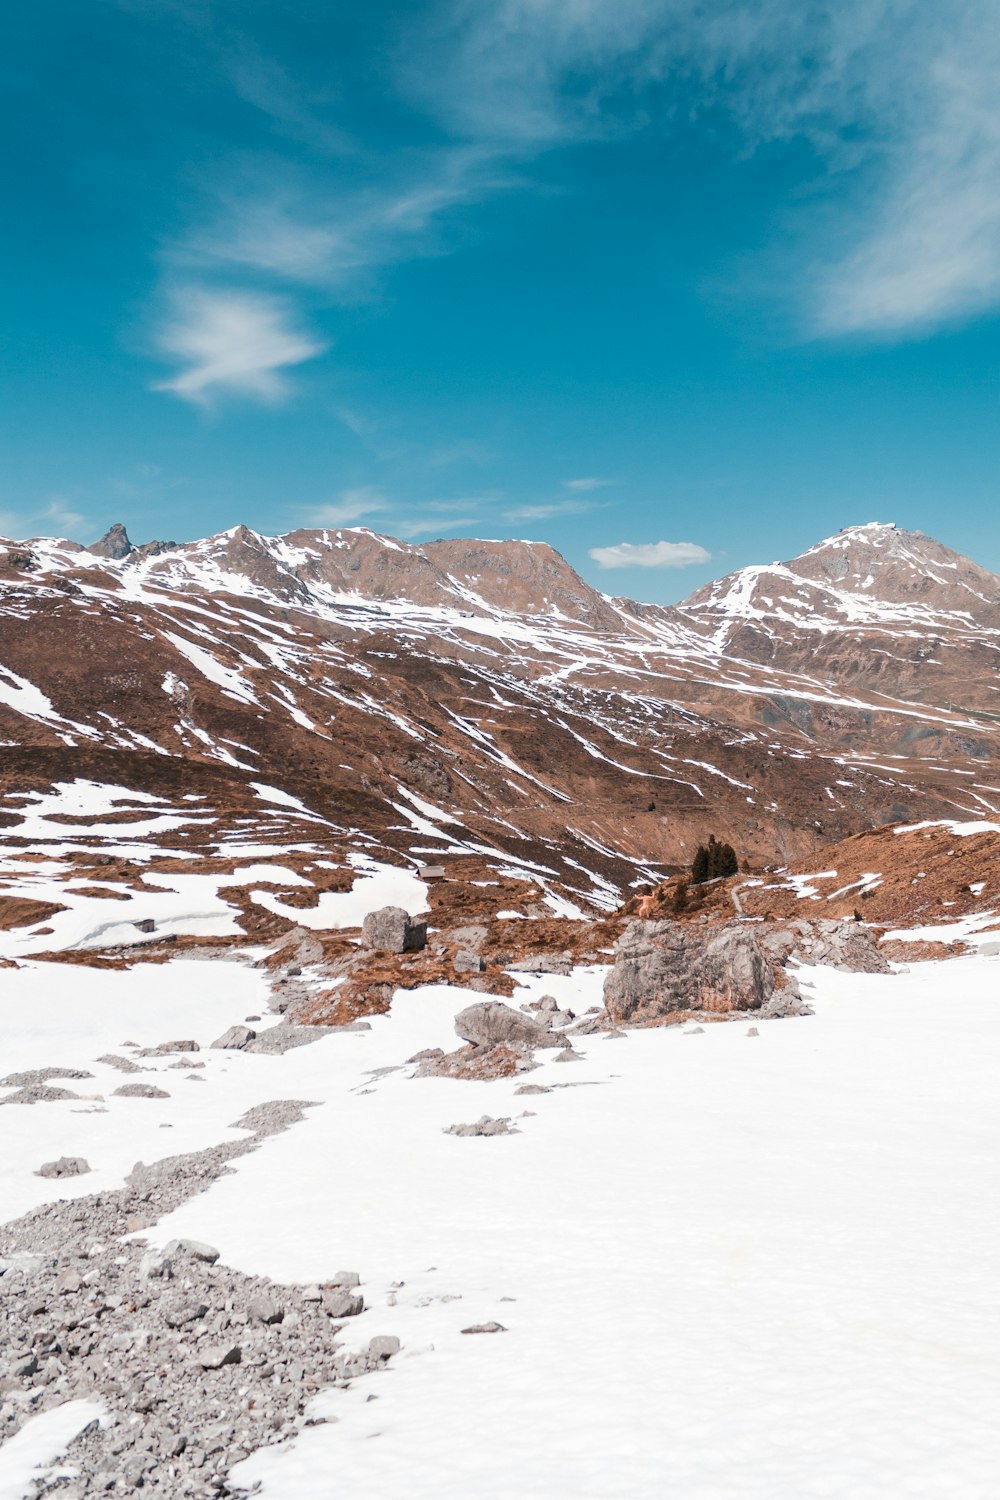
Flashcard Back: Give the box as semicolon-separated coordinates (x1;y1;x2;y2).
113;1083;170;1099
453;949;486;974
321;1288;364;1318
367;1335;401;1361
164;1299;209;1328
247;1295;283;1324
747;1027;759;1038
211;1025;257;1050
327;1270;361;1288
198;1344;242;1370
36;1156;90;1179
460;1321;506;1335
162;1237;221;1264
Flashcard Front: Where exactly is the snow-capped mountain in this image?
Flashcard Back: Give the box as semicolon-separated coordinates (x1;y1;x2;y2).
0;519;998;907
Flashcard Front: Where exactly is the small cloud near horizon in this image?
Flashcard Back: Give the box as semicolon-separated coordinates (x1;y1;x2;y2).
589;540;711;570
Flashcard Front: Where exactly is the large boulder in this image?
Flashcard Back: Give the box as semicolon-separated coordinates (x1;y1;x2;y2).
604;920;774;1024
454;1001;561;1050
361;905;427;954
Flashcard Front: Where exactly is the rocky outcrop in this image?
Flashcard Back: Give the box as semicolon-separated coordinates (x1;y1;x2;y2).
759;918;890;975
604;913;893;1026
604;920;775;1024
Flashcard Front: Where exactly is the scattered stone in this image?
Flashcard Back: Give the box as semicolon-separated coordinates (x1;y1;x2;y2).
36;1156;90;1179
327;1270;361;1288
460;1321;506;1334
112;1083;170;1099
747;1026;759;1038
514;1084;551;1095
554;1047;581;1063
230;1099;320;1136
361;905;427;954
3;1084;80;1105
1;1067;93;1087
445;1115;517;1137
95;1054;142;1074
140;1039;199;1055
132;918;156;933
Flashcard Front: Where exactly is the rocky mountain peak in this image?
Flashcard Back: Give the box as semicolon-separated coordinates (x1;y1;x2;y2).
786;523;1000;613
89;522;133;560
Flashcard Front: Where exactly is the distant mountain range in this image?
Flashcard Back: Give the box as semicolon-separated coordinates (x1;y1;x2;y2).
1;518;997;908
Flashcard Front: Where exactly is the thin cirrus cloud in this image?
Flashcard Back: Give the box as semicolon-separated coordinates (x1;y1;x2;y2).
403;0;1000;338
589;541;711;570
303;488;390;527
152;288;327;406
562;477;615;492
147;0;1000;423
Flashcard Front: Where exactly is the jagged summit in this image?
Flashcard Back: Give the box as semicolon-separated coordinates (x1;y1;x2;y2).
87;522;177;563
88;522;133;560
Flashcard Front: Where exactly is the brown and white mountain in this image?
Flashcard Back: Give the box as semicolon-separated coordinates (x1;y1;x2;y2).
0;518;998;914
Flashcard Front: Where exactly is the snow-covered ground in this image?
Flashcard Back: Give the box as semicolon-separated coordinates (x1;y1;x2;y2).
4;945;999;1498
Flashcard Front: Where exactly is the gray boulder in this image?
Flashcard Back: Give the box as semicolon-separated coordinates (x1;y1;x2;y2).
454;1001;560;1050
36;1156;90;1179
361;905;427;953
211;1024;257;1050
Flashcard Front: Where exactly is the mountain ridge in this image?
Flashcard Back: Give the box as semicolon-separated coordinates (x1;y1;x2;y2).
1;517;998;906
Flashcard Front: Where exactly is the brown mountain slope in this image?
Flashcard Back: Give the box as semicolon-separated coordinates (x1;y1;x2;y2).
0;519;997;909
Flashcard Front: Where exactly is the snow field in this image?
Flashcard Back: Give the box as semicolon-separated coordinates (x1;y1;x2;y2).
131;957;1000;1500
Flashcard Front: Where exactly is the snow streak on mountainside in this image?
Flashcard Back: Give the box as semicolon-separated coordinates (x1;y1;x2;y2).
0;520;998;901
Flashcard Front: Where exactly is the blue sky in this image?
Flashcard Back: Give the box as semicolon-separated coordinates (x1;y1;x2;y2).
2;0;999;602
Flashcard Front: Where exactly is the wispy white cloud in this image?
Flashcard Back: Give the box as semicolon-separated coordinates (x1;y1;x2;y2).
303;487;390;527
588;540;711;569
153;288;326;405
39;498;86;534
562;476;615;492
505;498;596;520
407;0;1000;337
